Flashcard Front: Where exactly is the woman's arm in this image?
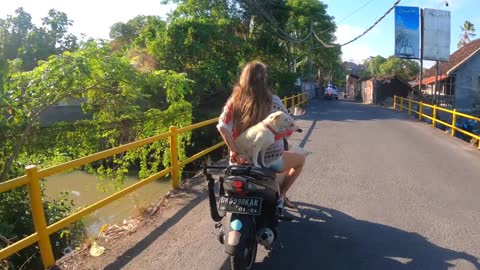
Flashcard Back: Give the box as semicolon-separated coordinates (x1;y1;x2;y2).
218;126;250;164
216;101;250;164
217;126;240;153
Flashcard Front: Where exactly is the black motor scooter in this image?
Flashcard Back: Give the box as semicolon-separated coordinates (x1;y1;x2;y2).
203;162;294;270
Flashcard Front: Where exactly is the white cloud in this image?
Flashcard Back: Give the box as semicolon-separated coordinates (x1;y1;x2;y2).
0;0;176;39
336;24;378;62
341;43;375;62
335;24;364;44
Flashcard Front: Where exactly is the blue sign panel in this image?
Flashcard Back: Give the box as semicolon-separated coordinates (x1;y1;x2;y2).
395;6;420;59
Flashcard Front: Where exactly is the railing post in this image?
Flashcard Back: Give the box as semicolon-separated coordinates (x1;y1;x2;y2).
297;94;301;106
283;97;287;108
291;94;295;108
408;98;412;117
451;109;457;137
432;105;437;127
393;95;397;110
26;165;55;268
419;102;423;120
400;97;404;111
169;126;180;188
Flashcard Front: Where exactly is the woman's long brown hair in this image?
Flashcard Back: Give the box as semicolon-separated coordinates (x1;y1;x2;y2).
229;61;272;135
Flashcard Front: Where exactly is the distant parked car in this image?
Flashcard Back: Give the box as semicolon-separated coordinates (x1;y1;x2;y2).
324;84;338;100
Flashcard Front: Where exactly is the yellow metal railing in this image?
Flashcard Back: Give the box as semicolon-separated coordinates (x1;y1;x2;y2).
0;93;308;268
393;95;480;149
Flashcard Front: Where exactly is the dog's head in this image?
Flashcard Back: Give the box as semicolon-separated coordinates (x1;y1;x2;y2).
266;111;299;133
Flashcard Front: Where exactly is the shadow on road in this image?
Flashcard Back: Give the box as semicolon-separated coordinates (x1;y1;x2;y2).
102;186;207;270
299;99;411;122
251;202;480;270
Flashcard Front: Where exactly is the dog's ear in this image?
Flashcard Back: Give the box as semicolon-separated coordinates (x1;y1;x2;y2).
271;112;283;120
268;112;283;124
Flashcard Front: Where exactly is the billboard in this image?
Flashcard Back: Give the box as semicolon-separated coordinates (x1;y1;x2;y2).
423;8;451;61
395;6;420;59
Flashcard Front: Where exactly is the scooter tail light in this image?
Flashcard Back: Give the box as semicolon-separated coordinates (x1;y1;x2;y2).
232;180;243;193
224;177;247;194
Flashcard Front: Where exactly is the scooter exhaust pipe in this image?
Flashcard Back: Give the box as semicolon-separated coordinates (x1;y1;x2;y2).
256;228;275;247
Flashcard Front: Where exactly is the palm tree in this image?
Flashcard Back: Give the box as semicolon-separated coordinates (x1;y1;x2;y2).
457;20;476;48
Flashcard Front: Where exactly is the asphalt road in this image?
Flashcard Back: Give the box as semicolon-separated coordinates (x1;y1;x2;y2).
101;99;480;270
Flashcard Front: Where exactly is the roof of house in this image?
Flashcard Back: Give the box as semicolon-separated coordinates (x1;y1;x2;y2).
362;74;412;89
414;74;448;86
344;61;366;74
347;73;360;79
424;39;480;77
361;74;400;81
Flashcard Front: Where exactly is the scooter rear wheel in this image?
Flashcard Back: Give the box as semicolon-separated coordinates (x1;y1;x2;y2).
230;240;257;270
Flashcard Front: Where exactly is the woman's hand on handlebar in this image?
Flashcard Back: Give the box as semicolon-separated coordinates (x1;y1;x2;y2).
237;154;252;165
230;152;252;165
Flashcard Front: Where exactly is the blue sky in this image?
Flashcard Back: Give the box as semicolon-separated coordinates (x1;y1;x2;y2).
324;0;479;66
1;0;479;67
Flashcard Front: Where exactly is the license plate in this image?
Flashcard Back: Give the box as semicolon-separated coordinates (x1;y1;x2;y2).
218;196;262;215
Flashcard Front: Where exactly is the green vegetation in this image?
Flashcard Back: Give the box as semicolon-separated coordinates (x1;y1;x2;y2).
361;55;420;81
457;20;476;49
1;1;342;268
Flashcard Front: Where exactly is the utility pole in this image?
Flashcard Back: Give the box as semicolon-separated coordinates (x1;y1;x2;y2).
287;43;291;72
434;60;439;104
418;9;424;95
293;31;297;73
309;21;314;82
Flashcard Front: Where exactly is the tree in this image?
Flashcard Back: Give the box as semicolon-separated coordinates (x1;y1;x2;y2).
0;8;34;62
41;9;78;53
379;56;419;80
362;55;419;81
0;41;193;181
0;8;77;70
364;55;387;76
457;20;476;48
160;0;341;86
285;0;338;81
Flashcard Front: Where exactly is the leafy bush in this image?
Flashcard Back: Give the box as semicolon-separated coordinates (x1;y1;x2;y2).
0;187;85;270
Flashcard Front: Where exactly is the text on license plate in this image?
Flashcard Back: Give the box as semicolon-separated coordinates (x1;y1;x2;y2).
218;196;262;215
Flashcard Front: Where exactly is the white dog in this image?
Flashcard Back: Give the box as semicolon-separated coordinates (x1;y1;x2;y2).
235;111;299;168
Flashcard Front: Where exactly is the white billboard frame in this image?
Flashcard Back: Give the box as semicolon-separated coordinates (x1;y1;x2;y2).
422;8;451;62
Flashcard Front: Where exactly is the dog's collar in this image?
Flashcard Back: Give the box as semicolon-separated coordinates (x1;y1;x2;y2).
262;121;278;134
262;121;292;140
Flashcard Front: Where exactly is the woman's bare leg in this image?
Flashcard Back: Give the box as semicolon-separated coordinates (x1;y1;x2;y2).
280;151;305;197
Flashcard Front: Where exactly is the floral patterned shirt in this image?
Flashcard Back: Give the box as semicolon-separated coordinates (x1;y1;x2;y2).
217;95;290;165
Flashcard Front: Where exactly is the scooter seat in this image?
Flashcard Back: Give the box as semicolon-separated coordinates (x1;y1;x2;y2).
226;165;277;180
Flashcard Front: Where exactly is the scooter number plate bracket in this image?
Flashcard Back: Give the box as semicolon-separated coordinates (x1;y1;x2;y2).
218;196;262;216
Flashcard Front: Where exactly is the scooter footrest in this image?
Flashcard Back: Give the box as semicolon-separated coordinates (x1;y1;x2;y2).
277;215;296;222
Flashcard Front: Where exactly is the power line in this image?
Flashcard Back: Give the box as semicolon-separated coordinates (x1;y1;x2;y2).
245;0;313;44
340;0;402;46
313;30;336;48
318;0;377;35
246;0;402;49
338;0;378;24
